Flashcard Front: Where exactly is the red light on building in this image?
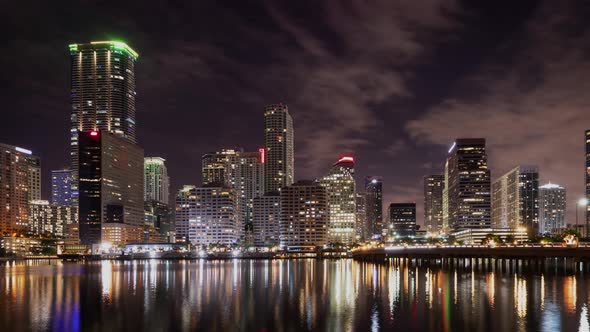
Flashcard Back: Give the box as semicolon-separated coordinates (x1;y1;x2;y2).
338;156;354;163
259;148;265;164
90;131;99;137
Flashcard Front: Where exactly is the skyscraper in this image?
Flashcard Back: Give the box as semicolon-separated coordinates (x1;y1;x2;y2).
365;176;383;239
442;161;450;233
68;41;138;202
264;104;294;193
280;180;328;251
491;166;539;233
539;183;566;235
445;139;491;231
144;157;170;204
586;130;590;227
0;143;41;234
174;185;196;243
355;193;367;241
424;175;444;234
173;185;238;246
253;193;281;247
78;130;144;245
201;149;264;237
201;149;237;186
319;156;356;245
387;203;417;238
51;169;73;206
226;150;265;235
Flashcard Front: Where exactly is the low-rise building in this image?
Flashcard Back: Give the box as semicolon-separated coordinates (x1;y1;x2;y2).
29;200;77;238
452;228;528;245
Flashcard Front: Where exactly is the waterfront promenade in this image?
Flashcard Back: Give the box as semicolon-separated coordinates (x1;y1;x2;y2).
352;244;590;272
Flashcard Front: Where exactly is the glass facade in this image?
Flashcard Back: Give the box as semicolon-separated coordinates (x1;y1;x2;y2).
364;176;383;239
446;138;491;230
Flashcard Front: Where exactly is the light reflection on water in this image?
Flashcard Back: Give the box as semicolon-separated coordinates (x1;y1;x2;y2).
0;259;589;331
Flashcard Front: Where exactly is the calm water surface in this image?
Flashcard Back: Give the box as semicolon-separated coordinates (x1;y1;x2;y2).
1;259;589;331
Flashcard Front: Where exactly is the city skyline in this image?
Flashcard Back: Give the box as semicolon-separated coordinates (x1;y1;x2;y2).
3;3;590;331
3;2;590;226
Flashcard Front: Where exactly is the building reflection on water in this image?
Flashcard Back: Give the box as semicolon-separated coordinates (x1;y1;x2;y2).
1;259;590;331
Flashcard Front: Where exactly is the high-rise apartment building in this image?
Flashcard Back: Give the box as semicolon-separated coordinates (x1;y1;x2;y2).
424;175;444;234
264;104;294;193
0;143;41;234
78;130;144;245
226;150;264;234
319;156;356;245
253;193;281;247
174;185;196;243
28;158;41;201
387;203;417;238
539;183;566;235
201;149;264;237
491;166;539;233
144;157;170;204
29;200;77;238
68;41;138;202
51;169;73;206
173;185;238;246
280;181;328;251
365;176;383;239
445;139;491;230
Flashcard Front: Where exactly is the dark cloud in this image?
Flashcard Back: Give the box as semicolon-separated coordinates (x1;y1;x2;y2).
406;1;590;222
2;0;587;225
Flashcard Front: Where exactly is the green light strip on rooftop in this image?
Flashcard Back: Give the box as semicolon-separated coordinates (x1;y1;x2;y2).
90;41;139;59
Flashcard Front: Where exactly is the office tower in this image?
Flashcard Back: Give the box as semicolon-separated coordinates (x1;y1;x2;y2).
492;166;539;233
586;130;590;227
539;183;566;234
446;139;491;230
78;130;144;245
253;193;281;247
144;200;174;242
264;104;294;193
365;176;383;239
387;203;417;238
144;157;170;204
173;185;238;246
0;143;41;234
424;175;444;234
29;200;77;238
68;41;139;202
51;169;73;206
355;193;367;241
279;180;328;251
174;185;196;243
319;156;356;245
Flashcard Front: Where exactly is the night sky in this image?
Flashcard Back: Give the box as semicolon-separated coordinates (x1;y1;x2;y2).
2;1;590;224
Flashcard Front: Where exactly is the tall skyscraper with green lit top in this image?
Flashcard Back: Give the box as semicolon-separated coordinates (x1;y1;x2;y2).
68;41;139;202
